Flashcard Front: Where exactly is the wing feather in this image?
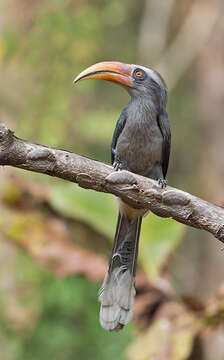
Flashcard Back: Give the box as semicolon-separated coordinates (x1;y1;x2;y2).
157;110;171;178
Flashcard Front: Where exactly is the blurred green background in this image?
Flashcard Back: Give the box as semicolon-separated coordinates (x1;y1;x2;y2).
0;0;224;359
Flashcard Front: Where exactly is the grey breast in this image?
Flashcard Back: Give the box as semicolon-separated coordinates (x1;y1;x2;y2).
116;110;163;176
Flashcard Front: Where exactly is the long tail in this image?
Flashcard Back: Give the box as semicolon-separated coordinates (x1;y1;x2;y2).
99;211;142;331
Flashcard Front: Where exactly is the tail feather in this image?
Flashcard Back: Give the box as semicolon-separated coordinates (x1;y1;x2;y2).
99;212;142;331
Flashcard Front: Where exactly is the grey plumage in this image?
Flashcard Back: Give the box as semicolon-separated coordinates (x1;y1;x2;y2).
99;65;170;331
74;61;170;331
99;210;142;331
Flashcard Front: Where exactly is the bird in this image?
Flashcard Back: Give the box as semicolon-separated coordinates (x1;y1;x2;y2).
74;61;171;331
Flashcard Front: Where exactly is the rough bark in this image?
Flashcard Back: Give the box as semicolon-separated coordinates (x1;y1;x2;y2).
0;123;224;244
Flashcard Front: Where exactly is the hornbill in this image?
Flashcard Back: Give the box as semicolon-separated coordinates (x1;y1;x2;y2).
74;61;171;331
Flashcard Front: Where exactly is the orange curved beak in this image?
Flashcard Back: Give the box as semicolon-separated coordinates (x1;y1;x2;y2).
74;61;133;87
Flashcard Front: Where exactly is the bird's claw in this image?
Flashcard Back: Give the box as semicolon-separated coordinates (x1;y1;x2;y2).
113;158;123;171
158;178;167;189
113;162;121;171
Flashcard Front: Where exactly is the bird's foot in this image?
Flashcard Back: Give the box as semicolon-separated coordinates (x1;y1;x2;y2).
113;162;122;171
158;178;167;189
113;157;124;171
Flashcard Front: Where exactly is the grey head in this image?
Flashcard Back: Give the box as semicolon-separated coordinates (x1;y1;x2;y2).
126;64;168;107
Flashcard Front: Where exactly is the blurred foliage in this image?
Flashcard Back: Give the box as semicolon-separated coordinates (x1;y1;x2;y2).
0;253;133;360
2;0;215;359
49;183;117;238
140;214;184;279
127;302;198;360
0;179;109;280
3;0;142;158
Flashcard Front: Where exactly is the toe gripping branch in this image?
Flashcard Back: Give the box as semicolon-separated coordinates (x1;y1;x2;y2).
158;178;167;189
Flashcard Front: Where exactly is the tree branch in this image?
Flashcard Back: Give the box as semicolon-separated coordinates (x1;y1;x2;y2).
0;124;224;243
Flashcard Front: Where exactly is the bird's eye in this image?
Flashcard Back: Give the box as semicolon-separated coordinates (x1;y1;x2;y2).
136;71;143;77
133;68;146;81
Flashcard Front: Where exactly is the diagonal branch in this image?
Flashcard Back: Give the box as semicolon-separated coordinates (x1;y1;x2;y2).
0;123;224;243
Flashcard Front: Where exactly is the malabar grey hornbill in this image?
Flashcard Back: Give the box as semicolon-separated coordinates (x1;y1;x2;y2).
74;61;171;331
